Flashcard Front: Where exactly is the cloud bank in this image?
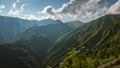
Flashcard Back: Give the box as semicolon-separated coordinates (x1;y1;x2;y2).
36;0;120;22
1;0;119;22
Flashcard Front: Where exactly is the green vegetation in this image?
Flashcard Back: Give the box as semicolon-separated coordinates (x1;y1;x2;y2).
0;15;73;68
59;32;120;68
45;14;120;68
0;44;38;68
0;14;120;68
59;28;120;68
0;30;52;68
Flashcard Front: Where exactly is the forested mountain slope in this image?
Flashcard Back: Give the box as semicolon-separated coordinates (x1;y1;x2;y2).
44;14;120;68
0;30;52;68
21;22;72;42
38;22;72;42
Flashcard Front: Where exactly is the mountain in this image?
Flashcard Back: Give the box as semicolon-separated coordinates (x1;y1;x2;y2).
0;15;73;68
44;14;120;68
21;21;72;42
0;16;36;42
0;29;52;68
0;16;65;43
65;20;84;29
15;30;52;67
37;19;62;26
16;29;52;54
38;21;72;42
1;14;120;68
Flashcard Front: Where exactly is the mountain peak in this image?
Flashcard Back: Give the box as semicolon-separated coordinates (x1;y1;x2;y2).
55;19;63;24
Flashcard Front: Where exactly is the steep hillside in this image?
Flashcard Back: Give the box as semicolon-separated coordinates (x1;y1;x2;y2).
15;30;52;67
0;44;38;68
39;22;72;42
0;30;52;68
21;22;72;42
59;24;120;68
65;20;84;29
17;29;52;54
0;16;36;42
44;14;120;67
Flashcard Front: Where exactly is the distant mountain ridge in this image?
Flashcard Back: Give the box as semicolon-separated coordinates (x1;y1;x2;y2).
65;20;84;28
38;22;72;42
0;15;72;43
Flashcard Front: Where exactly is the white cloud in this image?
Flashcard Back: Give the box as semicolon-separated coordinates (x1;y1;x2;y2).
23;13;56;21
107;0;120;14
11;0;19;9
0;5;5;9
40;6;56;15
8;0;27;16
23;14;38;20
4;0;119;22
36;0;120;22
37;0;110;22
0;5;5;13
25;6;57;21
57;0;89;15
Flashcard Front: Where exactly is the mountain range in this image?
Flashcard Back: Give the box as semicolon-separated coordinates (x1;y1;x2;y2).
0;14;120;68
0;16;82;43
0;15;83;68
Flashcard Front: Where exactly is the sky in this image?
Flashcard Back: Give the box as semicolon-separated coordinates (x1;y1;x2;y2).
0;0;120;22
